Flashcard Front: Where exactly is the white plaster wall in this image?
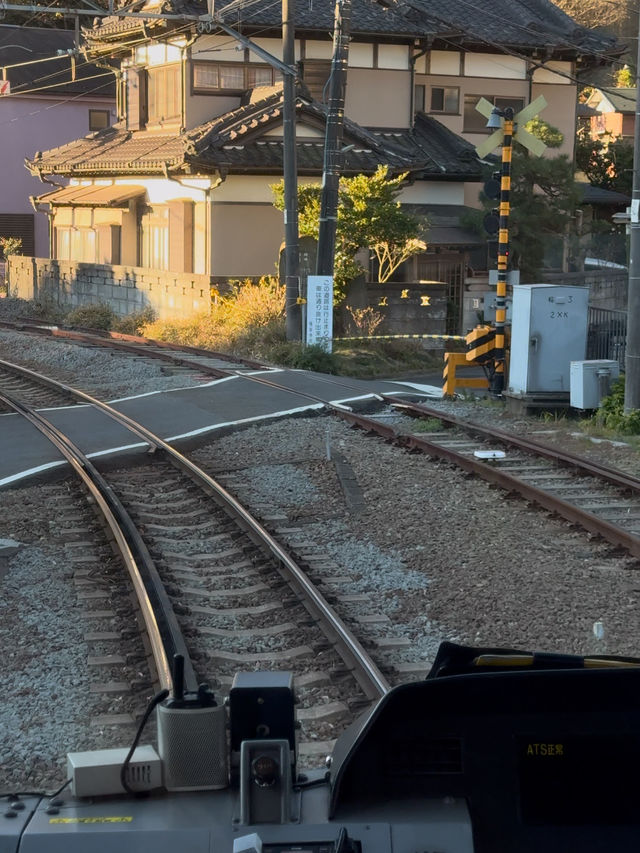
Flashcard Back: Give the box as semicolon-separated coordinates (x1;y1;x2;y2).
112;177;213;204
464;53;527;79
348;43;374;68
377;44;409;70
532;61;572;85
211;174;318;204
191;34;245;62
305;40;333;60
345;68;411;127
430;50;461;76
264;122;324;137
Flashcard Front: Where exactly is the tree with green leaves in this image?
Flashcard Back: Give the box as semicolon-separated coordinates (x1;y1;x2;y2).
508;150;580;278
575;126;633;195
272;166;426;303
615;65;634;87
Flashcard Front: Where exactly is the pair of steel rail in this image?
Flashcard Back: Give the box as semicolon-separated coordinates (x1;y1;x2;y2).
0;357;390;706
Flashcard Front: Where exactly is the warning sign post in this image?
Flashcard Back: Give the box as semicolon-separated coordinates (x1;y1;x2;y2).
306;275;333;352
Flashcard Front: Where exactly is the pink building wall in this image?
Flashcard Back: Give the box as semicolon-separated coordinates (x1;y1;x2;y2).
0;93;115;257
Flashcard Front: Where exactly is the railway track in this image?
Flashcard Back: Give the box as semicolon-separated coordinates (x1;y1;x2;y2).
0;371;397;791
2;347;640;792
3;338;640;560
370;396;640;559
0;318;269;379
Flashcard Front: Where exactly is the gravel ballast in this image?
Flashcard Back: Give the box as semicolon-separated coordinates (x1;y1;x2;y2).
2;323;640;795
0;328;209;399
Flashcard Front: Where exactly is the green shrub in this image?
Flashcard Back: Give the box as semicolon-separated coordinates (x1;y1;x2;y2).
66;303;116;330
595;375;640;434
112;306;157;335
228;316;287;359
266;341;339;373
0;236;22;258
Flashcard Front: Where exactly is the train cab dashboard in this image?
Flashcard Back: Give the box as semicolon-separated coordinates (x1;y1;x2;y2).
329;643;640;853
4;643;640;853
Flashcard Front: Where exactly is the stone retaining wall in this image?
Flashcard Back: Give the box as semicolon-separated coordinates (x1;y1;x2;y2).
9;257;215;320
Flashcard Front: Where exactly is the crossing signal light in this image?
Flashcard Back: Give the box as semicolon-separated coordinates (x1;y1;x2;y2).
483;175;501;200
483;209;499;236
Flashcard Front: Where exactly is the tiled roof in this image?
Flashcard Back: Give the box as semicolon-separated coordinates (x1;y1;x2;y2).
576;182;630;206
601;87;636;113
27;87;483;179
404;204;483;246
577;103;598;118
37;184;146;206
28;128;184;175
214;0;422;36
402;0;617;54
0;24;116;97
83;0;429;44
83;0;618;62
372;113;483;178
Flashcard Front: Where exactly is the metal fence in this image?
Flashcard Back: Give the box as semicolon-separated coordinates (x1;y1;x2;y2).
587;306;626;369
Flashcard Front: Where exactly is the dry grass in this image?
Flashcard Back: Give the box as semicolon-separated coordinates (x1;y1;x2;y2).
143;277;287;358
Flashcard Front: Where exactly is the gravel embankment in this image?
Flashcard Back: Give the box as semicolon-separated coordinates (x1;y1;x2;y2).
0;327;209;399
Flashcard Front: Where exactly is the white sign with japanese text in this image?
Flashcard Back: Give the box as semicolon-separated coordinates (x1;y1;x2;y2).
306;275;333;351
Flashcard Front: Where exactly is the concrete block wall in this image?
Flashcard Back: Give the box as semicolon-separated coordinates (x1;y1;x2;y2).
340;280;447;336
8;257;215;320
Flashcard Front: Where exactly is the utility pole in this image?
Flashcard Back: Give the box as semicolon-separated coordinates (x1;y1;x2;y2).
625;5;640;411
316;0;352;276
282;0;301;340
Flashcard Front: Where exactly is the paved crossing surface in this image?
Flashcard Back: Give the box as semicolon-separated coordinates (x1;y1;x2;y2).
0;368;442;487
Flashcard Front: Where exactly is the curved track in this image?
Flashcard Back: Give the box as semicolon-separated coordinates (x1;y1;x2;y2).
0;370;391;770
3;335;640;563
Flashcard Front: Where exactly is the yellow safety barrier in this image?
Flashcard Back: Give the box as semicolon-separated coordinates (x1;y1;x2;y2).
443;351;490;397
465;325;496;364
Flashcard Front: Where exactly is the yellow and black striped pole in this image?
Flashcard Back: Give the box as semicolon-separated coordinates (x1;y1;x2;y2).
492;106;514;397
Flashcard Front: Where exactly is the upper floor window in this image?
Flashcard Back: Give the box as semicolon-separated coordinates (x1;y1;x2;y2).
135;42;182;67
430;86;459;114
192;61;278;93
89;109;110;131
148;64;181;124
463;94;524;133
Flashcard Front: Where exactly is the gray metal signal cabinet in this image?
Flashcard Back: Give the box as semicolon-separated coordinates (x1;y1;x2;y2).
508;284;588;394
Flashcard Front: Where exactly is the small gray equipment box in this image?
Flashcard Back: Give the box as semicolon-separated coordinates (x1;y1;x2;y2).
570;360;620;409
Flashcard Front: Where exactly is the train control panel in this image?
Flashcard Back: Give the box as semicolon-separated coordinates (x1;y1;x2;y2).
3;643;640;853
